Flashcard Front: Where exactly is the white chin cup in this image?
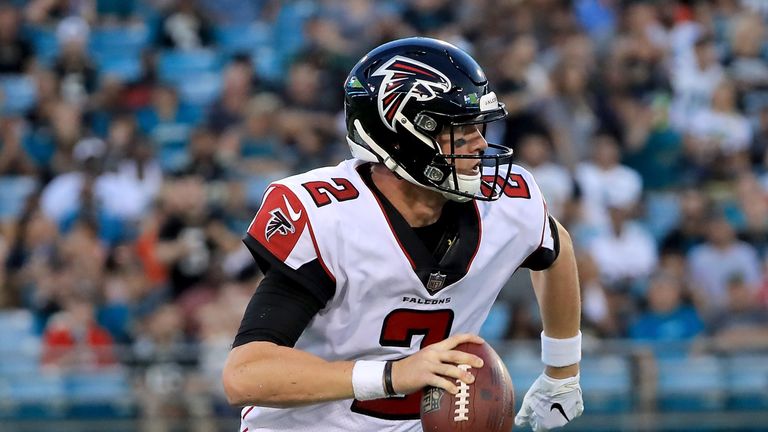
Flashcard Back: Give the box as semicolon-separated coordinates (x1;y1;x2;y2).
440;171;480;202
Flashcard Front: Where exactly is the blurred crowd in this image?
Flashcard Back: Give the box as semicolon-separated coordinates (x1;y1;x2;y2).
1;0;768;417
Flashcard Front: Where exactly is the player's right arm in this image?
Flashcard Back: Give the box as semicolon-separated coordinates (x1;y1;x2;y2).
221;270;484;407
222;316;483;407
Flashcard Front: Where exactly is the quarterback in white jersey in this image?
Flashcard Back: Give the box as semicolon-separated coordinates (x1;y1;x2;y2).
223;38;584;432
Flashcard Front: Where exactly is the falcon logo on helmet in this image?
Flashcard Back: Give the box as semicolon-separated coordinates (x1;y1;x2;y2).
372;56;451;132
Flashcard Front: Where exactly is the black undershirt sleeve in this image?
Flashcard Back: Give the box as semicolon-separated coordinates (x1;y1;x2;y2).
520;215;561;271
232;268;326;348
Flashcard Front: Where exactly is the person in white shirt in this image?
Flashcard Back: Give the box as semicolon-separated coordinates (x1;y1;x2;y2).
576;130;643;228
588;187;658;289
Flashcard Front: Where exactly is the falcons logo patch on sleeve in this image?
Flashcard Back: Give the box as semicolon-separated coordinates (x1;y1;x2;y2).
247;185;310;262
265;208;295;241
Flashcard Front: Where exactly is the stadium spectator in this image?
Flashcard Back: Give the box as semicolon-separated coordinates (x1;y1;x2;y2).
206;57;253;134
175;127;230;181
515;131;574;221
661;187;710;255
588;185;658;290
155;176;229;298
156;0;214;50
540;59;598;167
138;84;197;136
669;34;723;131
4;205;57;308
577;251;618;338
234;93;290;175
40;137;148;240
731;173;768;256
726;13;768;91
629;273;704;342
0;3;34;74
0;117;37;176
684;79;752;179
402;0;454;33
53;16;97;105
42;292;116;370
25;0;96;25
688;212;762;313
576;129;643;228
707;274;768;352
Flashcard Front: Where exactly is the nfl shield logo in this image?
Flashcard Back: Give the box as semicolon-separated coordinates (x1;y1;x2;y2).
421;387;444;414
426;271;447;294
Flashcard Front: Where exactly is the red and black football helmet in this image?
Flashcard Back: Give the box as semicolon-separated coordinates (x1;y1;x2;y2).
344;37;514;202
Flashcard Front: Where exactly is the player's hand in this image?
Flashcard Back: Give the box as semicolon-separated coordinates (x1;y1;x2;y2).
391;333;485;396
514;372;583;431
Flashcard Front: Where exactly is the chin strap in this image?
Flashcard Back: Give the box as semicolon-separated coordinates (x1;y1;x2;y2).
348;119;481;202
439;172;480;202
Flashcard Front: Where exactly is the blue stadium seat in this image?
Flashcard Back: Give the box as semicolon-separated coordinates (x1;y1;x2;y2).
176;72;222;107
725;355;768;410
252;46;284;84
0;373;66;419
158;49;221;82
0;310;35;339
479;302;511;343
0;336;40;377
65;369;135;418
502;349;543;409
0;177;38;221
0;75;38;115
657;356;726;411
272;0;315;55
148;123;192;172
94;52;142;82
579;355;633;413
27;27;58;66
215;23;271;55
89;25;149;58
643;192;680;242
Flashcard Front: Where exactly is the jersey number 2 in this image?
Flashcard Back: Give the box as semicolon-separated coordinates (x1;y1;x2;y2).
350;309;454;420
302;178;359;207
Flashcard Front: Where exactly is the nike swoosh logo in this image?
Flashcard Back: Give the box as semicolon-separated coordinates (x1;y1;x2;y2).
550;403;569;421
283;195;302;222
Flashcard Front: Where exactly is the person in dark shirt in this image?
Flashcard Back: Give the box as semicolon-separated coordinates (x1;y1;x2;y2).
0;4;33;74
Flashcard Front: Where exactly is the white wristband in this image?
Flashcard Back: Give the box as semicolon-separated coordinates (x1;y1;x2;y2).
352;360;387;401
541;331;582;367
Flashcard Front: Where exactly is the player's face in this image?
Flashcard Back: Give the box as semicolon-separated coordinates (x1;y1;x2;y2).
437;124;488;176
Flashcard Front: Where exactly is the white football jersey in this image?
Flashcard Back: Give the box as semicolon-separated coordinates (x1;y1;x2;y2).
240;159;553;432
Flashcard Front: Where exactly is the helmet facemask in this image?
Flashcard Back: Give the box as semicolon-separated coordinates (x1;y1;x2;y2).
420;114;515;202
349;107;515;202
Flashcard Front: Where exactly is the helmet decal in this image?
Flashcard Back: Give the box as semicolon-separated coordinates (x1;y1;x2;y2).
372;55;452;132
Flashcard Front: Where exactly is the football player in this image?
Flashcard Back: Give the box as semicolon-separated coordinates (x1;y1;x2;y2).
223;37;583;432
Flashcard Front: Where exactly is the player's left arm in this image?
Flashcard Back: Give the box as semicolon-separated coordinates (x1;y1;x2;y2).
516;218;584;431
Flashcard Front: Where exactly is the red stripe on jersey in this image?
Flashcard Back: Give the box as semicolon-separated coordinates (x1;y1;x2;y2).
537;200;549;249
306;218;336;283
242;406;254;419
466;201;482;272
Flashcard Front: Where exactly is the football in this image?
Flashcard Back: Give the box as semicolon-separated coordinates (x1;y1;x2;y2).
420;342;515;432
